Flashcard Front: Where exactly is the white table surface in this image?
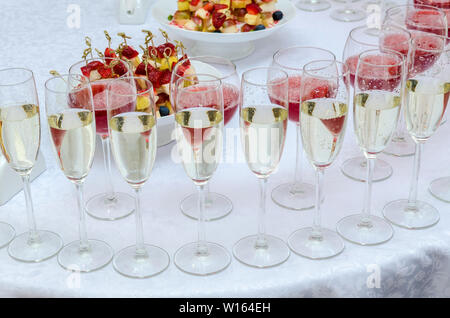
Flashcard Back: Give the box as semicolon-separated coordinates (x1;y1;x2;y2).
1;0;450;298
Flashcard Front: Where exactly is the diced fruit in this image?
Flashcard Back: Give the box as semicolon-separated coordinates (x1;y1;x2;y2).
272;10;283;21
178;0;190;11
254;24;266;31
121;46;139;59
241;23;255;32
244;13;258;25
246;3;261;15
212;11;227;29
80;61;104;77
98;65;112;78
113;61;128;76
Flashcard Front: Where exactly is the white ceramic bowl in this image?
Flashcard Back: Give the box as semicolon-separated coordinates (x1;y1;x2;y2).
151;0;296;60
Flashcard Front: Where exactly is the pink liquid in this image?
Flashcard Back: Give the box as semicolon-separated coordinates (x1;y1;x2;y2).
69;81;136;137
346;55;402;91
413;0;450;10
223;84;239;126
405;9;447;36
269;76;334;122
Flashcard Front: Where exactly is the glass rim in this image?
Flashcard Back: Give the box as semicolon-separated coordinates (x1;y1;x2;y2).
0;67;34;87
44;73;89;94
242;67;288;87
175;73;223;95
272;46;336;71
107;76;154;97
357;48;404;68
303;60;349;80
386;3;447;13
348;25;411;48
174;55;237;81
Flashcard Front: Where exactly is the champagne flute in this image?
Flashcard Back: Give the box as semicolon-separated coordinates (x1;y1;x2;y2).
69;58;134;221
338;49;405;245
233;67;290;268
341;25;410;181
108;76;170;278
173;74;231;275
0;68;63;262
383;33;449;229
45;74;113;272
296;0;331;12
330;0;366;22
271;47;336;211
288;60;349;259
171;56;240;221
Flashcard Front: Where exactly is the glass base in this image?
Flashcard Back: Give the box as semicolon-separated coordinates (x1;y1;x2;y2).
383;199;440;230
271;182;316;211
330;8;366;22
296;0;331;12
58;239;113;272
0;222;15;249
233;234;290;268
113;244;170;279
288;228;344;259
8;230;63;263
337;214;393;245
86;192;134;221
383;137;415;157
174;241;231;276
429;177;450;202
180;192;232;221
341;157;392;182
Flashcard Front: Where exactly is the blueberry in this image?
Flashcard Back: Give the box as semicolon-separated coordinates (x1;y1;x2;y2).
272;11;283;21
254;24;265;31
159;106;170;117
214;30;221;33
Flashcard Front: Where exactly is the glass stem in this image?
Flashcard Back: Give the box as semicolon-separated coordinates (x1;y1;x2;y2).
292;123;304;191
311;168;324;239
20;174;39;243
134;187;147;256
408;142;422;209
196;183;208;256
101;136;115;201
256;177;268;248
361;156;376;225
75;182;90;251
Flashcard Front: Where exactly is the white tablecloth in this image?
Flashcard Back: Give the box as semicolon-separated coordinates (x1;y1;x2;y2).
1;0;450;298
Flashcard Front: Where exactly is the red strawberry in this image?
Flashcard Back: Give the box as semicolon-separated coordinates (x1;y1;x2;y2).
121;45;139;59
246;3;261;15
214;4;228;10
98;65;112;78
147;66;162;88
157;43;176;58
113;61;128;76
159;69;172;86
203;2;214;11
104;48;117;65
135;62;147;76
80;61;104;77
190;0;200;5
156;93;170;105
241;24;255;32
212;11;226;29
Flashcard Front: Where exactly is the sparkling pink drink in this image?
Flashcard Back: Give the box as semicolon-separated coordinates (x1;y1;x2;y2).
222;83;239;125
69;80;136;137
270;76;334;122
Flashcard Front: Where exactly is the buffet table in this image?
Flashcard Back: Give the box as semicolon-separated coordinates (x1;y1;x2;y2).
1;0;450;298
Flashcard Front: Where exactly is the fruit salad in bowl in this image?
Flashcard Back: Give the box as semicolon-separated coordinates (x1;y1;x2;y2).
152;0;296;60
170;0;284;33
